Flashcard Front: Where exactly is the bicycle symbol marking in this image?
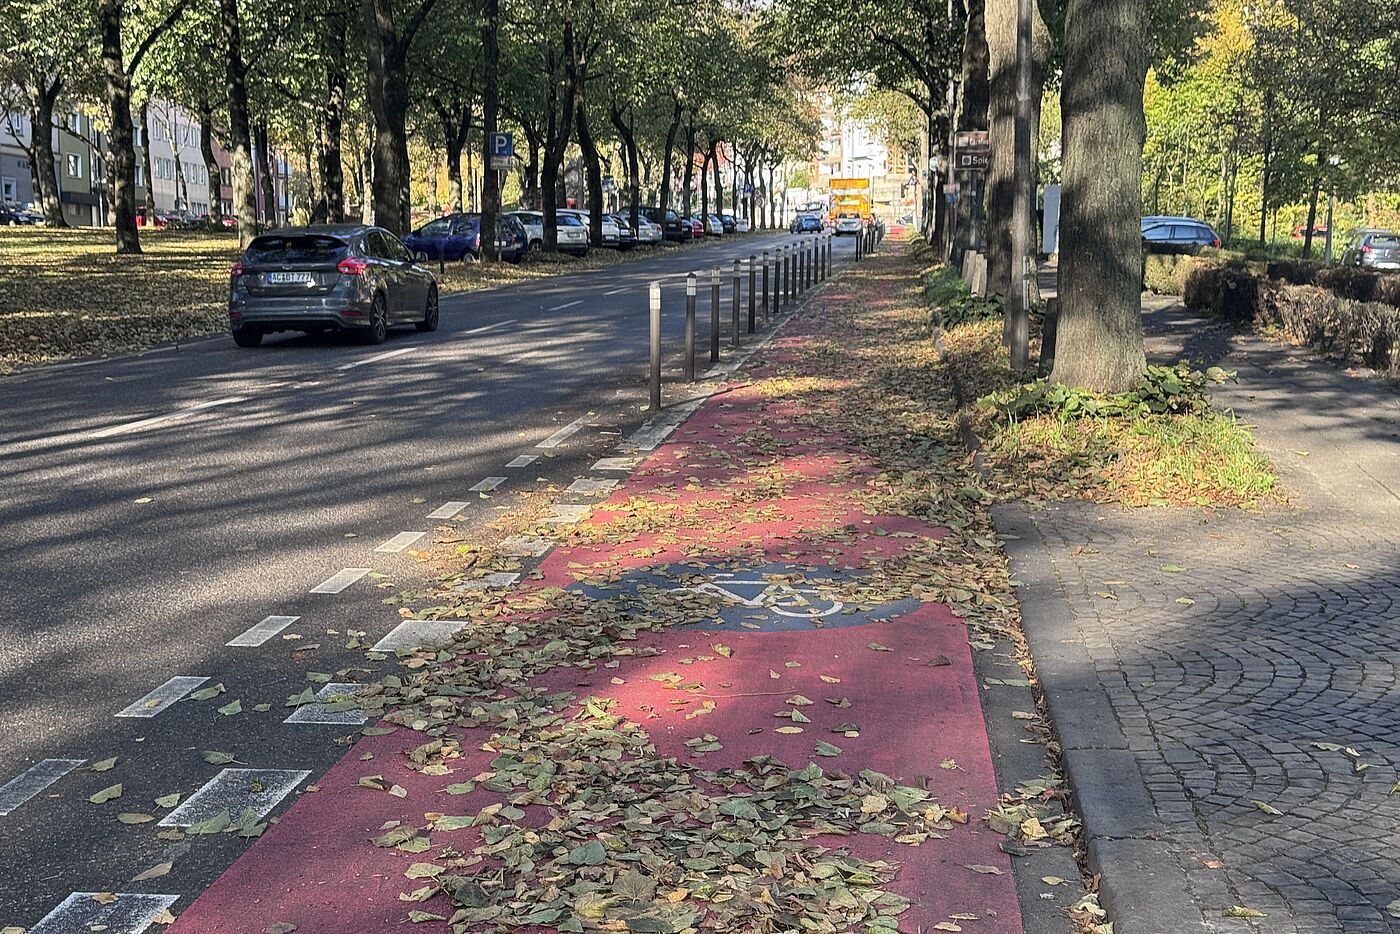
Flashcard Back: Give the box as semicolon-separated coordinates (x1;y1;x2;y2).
672;576;846;619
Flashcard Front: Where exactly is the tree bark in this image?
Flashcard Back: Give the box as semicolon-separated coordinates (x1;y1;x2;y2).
171;110;190;211
952;0;989;260
575;97;604;244
680;118;695;216
658;101;681;215
1050;0;1149;392
98;0;141;253
541;23;578;251
363;0;434;233
139;102;157;221
255;121;277;225
25;77;68;227
699;142;710;219
220;0;258;246
198;102;222;223
479;0;501;260
710;139;722;216
322;36;347;223
610;105;641;232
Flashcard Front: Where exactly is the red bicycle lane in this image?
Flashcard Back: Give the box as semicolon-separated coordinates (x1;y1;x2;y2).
170;321;1025;933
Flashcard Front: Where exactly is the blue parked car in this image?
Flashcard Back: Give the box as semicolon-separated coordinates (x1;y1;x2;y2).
403;212;529;263
1141;215;1220;254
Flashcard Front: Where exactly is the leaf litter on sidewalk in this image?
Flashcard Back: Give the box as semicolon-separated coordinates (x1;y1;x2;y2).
352;241;1073;931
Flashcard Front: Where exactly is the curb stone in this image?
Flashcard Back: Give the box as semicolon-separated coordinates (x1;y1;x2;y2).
992;504;1209;934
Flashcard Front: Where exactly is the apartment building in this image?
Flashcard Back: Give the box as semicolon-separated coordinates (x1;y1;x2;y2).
2;98;290;226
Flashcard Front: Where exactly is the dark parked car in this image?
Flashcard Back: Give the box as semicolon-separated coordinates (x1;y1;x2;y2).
609;214;638;250
1;204;41;225
1141;215;1221;253
718;213;737;234
1339;228;1400;271
790;213;823;234
228;224;438;347
640;206;689;242
681;216;705;239
403;212;529;263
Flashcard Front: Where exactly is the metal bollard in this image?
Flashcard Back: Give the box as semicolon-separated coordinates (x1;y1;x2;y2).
820;236;827;280
783;247;791;305
649;281;662;411
747;256;756;333
730;260;740;349
762;250;770;323
805;240;813;289
855;229;862;261
797;241;805;294
709;267;720;363
685;273;696;382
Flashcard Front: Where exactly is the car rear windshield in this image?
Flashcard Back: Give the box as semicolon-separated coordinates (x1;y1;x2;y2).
245;235;348;265
1368;234;1399;248
558;214;584;227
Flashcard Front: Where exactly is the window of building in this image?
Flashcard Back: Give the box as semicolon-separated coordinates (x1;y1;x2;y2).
1;177;15;202
135;164;144;186
221;168;231;186
66;153;82;179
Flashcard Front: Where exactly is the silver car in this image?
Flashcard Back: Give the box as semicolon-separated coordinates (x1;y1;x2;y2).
834;213;863;236
1340;228;1400;271
228;224;438;347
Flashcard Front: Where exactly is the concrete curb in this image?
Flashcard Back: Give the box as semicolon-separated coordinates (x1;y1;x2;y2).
992;504;1208;934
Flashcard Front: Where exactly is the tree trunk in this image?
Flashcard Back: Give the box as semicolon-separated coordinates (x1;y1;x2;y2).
611;105;641;232
479;0;501;260
1302;172;1322;259
172;111;190;211
699;145;710;219
658;101;681;215
27;78;68;227
520;120;541;208
323;43;347;223
541;23;578;251
952;0;989;260
139;102;157;220
1049;0;1149;393
710;139;723;216
984;0;1048;299
99;0;141;253
198;106;221;221
363;0;414;233
255;121;277;225
575;96;604;244
680;118;695;216
221;0;258;246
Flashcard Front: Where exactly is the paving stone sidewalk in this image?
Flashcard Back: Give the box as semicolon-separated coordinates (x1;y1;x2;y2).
1000;296;1400;934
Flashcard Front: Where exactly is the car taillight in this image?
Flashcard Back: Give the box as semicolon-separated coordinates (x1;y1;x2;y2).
337;257;368;275
230;262;244;277
1212;239;1221;248
1361;245;1372;253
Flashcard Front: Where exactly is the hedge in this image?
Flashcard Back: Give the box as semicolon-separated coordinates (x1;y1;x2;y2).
1181;264;1400;375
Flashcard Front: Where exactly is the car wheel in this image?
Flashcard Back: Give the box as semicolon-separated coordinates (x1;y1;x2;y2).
416;286;439;332
232;326;263;348
363;294;389;345
462;250;479;264
529;239;542;254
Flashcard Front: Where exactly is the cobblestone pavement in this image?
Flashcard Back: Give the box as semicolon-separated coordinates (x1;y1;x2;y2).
1014;298;1400;933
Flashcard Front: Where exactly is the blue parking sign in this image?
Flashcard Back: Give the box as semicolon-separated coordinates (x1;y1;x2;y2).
488;132;513;158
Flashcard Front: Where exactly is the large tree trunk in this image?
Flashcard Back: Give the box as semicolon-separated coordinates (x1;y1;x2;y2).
479;0;501;260
519;119;541;208
255;121;277;225
98;0;141;253
610;106;641;233
363;0;414;233
658;101;681;215
27;78;68;227
952;0;989;260
699;144;710;219
984;0;1048;299
575;91;604;244
139;103;157;221
541;23;578;251
680;119;695;216
171;111;190;211
1050;0;1149;392
221;0;258;246
323;39;347;223
198;103;222;223
710;139;723;216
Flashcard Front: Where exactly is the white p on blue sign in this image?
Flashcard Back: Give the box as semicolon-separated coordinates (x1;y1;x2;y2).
488;132;513;169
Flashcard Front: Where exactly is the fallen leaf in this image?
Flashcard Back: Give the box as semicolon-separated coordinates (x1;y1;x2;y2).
965;864;1003;875
189;683;226;701
117;812;155;824
151;908;177;925
1041;876;1066;886
814;740;842;757
264;924;299;934
89;783;123;804
1251;800;1284;816
131;862;173;882
90;756;118;772
867;642;891;652
202;750;235;765
1223;906;1265;918
217;699;243;716
91;892;118;905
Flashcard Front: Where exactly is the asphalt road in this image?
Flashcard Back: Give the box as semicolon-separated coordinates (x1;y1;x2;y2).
0;230;850;930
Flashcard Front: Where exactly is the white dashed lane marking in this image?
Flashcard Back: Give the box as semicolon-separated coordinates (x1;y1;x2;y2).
310;567;372;593
374;531;425;553
335;347;414;371
114;676;209;718
453;572;520;592
373;619;467;652
284;683;367;725
566;478;618;496
89;396;248;439
468;476;506;493
27;892;179;934
159;768;312;828
591;457;638;471
506;454;538;468
427;501;470;520
226;615;300;647
462;318;518;336
547;300;583;311
537;416;589;449
0;758;85;816
603;287;628;296
498;535;552;557
543;504;591;524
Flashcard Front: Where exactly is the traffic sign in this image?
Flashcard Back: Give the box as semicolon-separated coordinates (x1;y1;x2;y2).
487;132;513;170
954;130;989;172
742;183;753;195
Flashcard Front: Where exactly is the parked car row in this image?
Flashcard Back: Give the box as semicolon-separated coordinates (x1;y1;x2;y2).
0;203;44;225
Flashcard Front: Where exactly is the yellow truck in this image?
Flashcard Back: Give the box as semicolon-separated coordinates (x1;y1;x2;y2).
828;178;872;228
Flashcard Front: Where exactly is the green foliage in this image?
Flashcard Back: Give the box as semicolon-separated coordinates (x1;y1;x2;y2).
980;362;1231;422
922;262;1002;328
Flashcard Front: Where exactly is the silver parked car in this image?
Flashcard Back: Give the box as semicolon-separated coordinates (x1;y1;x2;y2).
228;224;438;347
1339;228;1400;271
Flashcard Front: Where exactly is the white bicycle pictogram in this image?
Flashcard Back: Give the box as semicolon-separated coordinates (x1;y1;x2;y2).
671;575;845;619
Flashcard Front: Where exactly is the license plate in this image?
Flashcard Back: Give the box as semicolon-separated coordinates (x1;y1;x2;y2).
267;271;313;284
